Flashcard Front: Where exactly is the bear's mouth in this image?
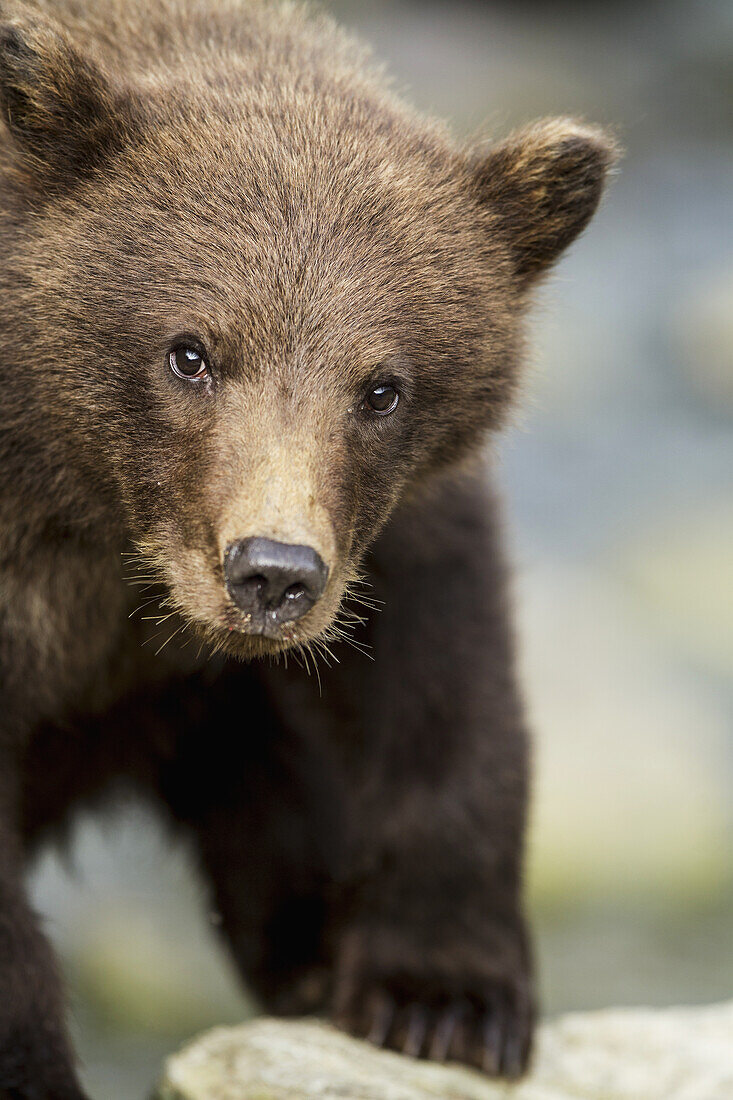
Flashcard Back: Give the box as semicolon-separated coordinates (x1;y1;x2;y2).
217;573;344;655
221;603;307;645
205;611;337;664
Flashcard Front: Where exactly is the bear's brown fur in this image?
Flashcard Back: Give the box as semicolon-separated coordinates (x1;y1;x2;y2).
0;0;616;1095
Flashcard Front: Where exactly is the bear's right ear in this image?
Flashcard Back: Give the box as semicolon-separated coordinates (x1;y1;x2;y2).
0;13;116;178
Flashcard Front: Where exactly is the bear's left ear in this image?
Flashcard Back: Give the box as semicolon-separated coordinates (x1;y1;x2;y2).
471;118;619;288
0;12;117;178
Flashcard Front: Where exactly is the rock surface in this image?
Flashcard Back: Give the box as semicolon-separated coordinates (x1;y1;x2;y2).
155;1001;733;1100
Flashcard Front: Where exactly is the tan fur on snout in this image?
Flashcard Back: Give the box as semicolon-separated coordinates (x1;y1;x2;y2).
217;435;336;571
215;393;337;571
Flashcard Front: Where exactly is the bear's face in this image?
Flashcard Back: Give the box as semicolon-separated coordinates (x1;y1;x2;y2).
30;121;514;657
0;11;615;658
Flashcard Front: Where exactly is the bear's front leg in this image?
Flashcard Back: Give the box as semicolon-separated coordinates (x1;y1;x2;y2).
155;669;342;1019
322;473;535;1076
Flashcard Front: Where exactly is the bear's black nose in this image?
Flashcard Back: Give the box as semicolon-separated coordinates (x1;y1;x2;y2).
224;537;329;627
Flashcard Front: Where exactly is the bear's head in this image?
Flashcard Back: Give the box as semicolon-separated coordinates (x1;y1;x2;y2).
0;1;616;659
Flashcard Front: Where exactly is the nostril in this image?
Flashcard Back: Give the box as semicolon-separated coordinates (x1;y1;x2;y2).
283;582;307;603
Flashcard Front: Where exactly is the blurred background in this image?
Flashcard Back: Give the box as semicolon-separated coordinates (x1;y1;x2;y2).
28;1;733;1096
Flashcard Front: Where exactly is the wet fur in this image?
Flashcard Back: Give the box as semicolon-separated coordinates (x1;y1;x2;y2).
0;0;616;1095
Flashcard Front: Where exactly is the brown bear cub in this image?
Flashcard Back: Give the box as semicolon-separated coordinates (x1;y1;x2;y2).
0;0;616;1095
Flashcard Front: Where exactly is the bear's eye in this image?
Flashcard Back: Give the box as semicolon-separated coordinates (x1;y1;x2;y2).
169;345;210;381
365;383;399;416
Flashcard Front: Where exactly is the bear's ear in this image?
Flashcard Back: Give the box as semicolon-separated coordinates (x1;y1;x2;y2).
0;12;115;177
471;119;619;287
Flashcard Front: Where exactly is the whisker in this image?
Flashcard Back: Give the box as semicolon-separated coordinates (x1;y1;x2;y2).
152;624;182;655
317;639;339;665
305;642;323;694
311;639;333;670
341;636;374;660
127;595;163;619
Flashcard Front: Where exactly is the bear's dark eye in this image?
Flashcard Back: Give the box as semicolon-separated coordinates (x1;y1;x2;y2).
365;383;399;415
169;345;209;381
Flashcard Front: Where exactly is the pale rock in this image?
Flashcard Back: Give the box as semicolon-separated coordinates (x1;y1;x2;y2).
155;1001;733;1100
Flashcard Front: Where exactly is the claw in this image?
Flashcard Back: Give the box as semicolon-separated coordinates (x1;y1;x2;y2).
403;1004;428;1058
366;995;395;1047
503;984;534;1078
481;1013;503;1075
501;1020;529;1079
428;1005;460;1062
478;986;504;1075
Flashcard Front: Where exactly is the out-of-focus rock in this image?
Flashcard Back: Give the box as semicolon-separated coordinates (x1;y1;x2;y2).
74;907;249;1037
519;566;731;908
155;1002;733;1100
620;503;733;678
675;271;733;410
